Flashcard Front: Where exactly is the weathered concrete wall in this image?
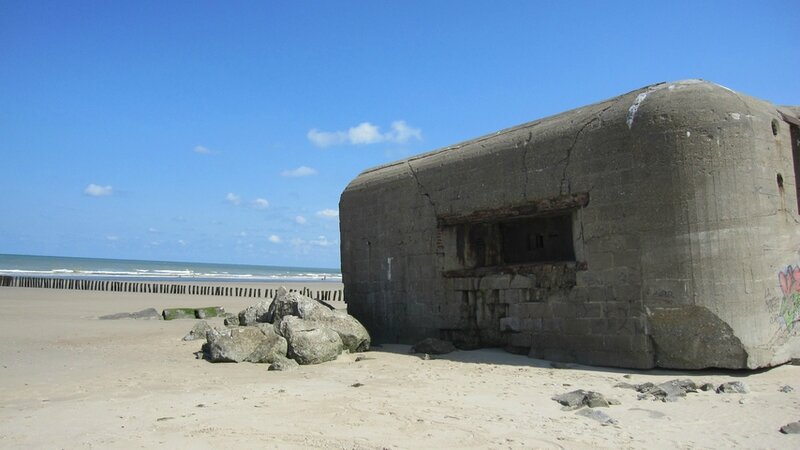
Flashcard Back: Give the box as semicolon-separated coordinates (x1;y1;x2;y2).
340;79;800;369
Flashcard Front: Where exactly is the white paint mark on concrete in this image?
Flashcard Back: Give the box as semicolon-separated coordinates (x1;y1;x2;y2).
730;112;741;120
686;131;691;137
626;93;648;129
387;257;393;281
714;83;734;93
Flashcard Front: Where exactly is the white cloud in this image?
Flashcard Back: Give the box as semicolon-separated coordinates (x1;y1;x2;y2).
316;209;339;219
105;235;119;241
307;129;346;147
193;145;212;154
268;234;282;244
252;198;269;209
177;239;188;246
307;120;422;148
225;193;241;205
290;237;306;246
295;215;307;225
84;184;113;197
281;166;318;177
310;235;333;247
387;120;422;143
348;122;383;144
148;227;160;233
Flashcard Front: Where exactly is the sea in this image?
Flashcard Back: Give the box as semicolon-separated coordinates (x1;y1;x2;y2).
0;254;341;283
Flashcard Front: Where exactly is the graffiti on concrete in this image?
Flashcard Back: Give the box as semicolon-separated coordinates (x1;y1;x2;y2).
776;265;800;332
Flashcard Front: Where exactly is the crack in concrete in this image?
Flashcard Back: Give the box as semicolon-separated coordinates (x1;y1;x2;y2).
559;105;613;195
406;161;438;215
522;131;533;199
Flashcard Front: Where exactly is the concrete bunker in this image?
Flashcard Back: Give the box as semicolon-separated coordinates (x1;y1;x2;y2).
340;80;800;369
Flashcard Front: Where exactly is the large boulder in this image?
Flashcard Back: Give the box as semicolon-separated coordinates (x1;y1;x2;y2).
204;324;287;363
278;316;343;365
267;287;335;323
238;300;271;326
318;310;371;353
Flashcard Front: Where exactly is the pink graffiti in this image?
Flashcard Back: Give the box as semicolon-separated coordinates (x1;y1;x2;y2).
779;265;800;297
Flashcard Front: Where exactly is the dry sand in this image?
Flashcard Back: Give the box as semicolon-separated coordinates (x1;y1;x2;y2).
0;285;798;449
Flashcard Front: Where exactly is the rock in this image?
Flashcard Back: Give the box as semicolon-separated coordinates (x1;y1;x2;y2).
780;421;800;434
779;385;794;393
633;379;698;402
700;383;716;392
203;325;288;363
317;310;371;353
586;391;610;408
268;355;300;371
162;308;196;320
716;381;749;394
576;408;618;425
410;338;456;355
238;300;271;326
552;390;612;410
223;313;240;327
278;316;343;365
614;382;638;390
183;320;213;341
195;306;224;319
266;288;334;324
99;308;161;320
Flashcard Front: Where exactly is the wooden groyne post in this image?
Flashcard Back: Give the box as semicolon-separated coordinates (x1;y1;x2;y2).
0;276;344;302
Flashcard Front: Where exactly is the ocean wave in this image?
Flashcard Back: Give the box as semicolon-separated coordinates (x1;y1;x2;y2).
0;268;341;282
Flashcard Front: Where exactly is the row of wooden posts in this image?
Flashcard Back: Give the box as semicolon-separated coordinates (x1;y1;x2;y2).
0;275;344;302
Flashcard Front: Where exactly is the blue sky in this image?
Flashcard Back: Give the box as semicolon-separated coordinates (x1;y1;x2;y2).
1;1;798;269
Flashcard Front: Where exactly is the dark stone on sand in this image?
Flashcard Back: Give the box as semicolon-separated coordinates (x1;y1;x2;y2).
99;308;161;320
780;421;800;434
716;381;749;394
552;389;614;410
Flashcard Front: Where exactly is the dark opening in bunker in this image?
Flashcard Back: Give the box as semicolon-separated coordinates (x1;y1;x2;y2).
500;215;575;263
445;213;575;272
438;192;588;275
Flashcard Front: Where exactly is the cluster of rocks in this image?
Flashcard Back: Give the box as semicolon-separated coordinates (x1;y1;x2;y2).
614;379;749;402
551;389;620;426
190;287;370;369
552;378;762;427
552;389;620;410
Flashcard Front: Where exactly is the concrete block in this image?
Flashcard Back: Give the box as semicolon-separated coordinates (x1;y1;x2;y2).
520;302;551;318
575;303;602;318
602;334;633;352
603;302;630;319
509;275;535;289
508;332;533;347
499;317;521;332
479;274;512;290
450;277;476;291
504;289;529;304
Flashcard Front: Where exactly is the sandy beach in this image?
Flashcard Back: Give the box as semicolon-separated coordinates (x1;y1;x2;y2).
0;284;798;449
